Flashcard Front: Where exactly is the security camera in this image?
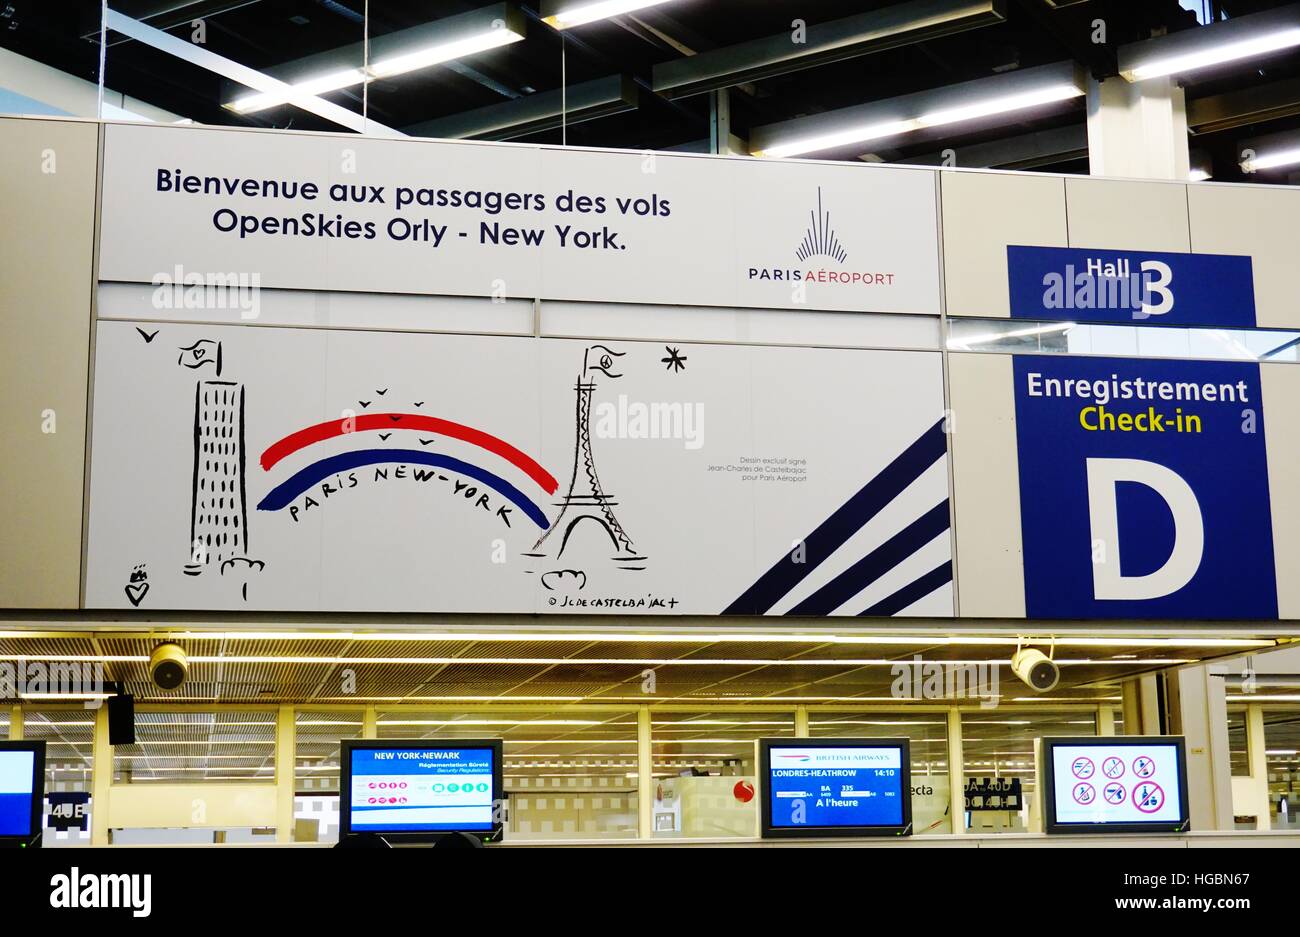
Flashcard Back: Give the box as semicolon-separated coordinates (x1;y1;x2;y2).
1011;648;1059;693
149;643;189;690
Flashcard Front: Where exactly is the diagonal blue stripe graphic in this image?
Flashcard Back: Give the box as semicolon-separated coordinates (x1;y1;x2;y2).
786;501;951;616
722;419;949;615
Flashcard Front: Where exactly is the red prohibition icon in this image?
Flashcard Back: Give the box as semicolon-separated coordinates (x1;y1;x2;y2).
1132;756;1156;778
1102;757;1125;779
1103;782;1126;805
1134;782;1165;813
1071;756;1095;780
1072;782;1096;805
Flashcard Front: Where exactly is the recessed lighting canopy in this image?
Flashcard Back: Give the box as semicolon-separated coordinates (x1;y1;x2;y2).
225;3;526;115
751;62;1084;159
542;0;680;30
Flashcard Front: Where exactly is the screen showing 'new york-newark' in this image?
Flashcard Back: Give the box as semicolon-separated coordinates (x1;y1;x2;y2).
349;747;494;833
0;751;35;836
767;746;904;828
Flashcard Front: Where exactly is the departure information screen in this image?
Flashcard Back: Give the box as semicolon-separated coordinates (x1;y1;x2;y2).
0;750;36;837
1049;742;1185;827
766;745;905;829
348;747;495;833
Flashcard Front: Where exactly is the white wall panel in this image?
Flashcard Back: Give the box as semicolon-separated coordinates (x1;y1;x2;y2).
947;353;1025;618
941;170;1067;318
1065;177;1190;252
1188;182;1300;330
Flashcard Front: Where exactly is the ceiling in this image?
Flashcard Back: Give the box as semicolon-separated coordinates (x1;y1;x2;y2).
0;626;1277;706
3;1;1300;181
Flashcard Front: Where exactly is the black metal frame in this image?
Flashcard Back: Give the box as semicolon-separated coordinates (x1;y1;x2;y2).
759;737;913;839
1041;735;1191;835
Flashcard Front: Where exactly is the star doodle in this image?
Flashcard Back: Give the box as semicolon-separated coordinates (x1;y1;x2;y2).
661;346;687;373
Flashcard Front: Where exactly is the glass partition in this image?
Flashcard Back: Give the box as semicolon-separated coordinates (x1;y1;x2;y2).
650;711;792;839
378;709;639;840
111;709;277;782
961;709;1098;834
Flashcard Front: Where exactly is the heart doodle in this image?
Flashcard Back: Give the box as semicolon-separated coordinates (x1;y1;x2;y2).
124;581;150;607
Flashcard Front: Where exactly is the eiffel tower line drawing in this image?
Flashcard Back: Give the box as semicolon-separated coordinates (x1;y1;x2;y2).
528;344;646;571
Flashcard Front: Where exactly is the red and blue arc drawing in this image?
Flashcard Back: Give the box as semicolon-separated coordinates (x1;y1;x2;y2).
254;413;560;529
256;448;553;530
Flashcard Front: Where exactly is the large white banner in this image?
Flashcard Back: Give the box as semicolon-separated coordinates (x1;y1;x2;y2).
84;318;953;616
98;123;942;315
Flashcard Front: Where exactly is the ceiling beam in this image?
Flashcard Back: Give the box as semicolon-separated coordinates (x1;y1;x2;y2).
897;122;1087;168
104;8;402;135
1188;75;1300;134
404;74;637;140
652;0;1008;100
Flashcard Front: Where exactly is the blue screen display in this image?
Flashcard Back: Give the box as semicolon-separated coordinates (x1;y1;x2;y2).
0;751;36;837
767;746;905;829
348;747;494;833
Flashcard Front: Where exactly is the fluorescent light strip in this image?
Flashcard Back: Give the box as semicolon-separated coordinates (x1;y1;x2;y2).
915;83;1084;128
157;630;1274;648
1188;168;1212;181
758;83;1083;159
228;26;524;114
1128;27;1300;81
544;0;677;30
228;67;367;114
1242;146;1300;172
370;25;523;77
0;654;1191;666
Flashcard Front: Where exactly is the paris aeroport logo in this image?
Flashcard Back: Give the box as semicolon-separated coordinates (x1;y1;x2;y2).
746;186;897;288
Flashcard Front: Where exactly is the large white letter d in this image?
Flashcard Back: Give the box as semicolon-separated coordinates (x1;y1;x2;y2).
1086;458;1204;601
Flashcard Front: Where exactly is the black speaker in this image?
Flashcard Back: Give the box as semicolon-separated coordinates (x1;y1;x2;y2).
107;693;135;746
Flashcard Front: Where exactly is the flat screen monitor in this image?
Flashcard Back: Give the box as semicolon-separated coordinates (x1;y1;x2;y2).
0;741;45;847
339;740;503;844
1042;736;1190;834
759;738;912;838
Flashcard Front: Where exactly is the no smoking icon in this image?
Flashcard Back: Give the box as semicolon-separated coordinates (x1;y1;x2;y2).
1071;757;1095;779
1073;782;1096;805
1102;757;1125;779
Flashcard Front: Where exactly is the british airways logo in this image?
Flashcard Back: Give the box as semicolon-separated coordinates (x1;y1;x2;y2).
747;187;896;287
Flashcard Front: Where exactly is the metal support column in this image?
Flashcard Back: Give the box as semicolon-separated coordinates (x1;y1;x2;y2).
947;707;965;835
1246;703;1270;831
275;704;295;843
637;705;652;839
362;704;378;740
1087;75;1191;180
90;703;111;845
794;705;810;738
1097;704;1116;737
8;705;21;741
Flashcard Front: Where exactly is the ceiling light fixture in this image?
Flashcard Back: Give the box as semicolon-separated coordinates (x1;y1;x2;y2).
751;63;1084;159
225;3;526;115
1241;145;1300;172
1124;26;1300;81
542;0;679;30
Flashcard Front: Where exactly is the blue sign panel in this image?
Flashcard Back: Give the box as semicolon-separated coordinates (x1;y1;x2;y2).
1012;356;1276;619
767;746;905;829
1007;245;1256;328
